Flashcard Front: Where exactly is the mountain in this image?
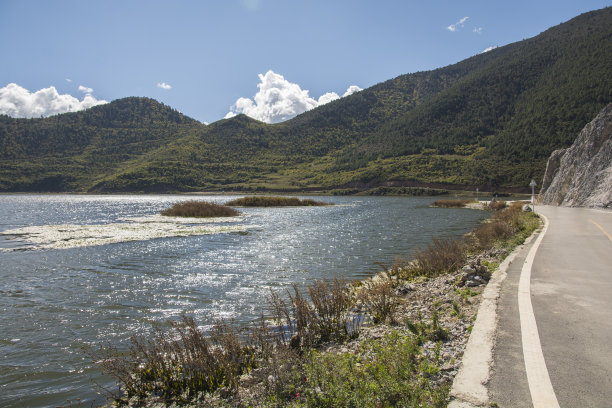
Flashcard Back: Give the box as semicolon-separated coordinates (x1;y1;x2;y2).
1;7;611;193
0;98;200;191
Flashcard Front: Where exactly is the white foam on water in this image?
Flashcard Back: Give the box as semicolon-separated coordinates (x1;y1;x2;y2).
1;216;255;251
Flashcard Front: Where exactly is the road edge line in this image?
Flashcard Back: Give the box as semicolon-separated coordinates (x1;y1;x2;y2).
449;223;540;407
518;213;560;408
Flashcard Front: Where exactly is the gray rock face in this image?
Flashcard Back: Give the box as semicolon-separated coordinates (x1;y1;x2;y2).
541;104;612;208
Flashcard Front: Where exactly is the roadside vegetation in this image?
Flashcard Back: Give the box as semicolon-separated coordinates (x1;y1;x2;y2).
160;200;240;217
225;196;331;207
92;202;540;407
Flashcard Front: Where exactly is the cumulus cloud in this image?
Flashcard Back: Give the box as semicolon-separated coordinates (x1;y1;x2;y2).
343;85;362;97
78;85;94;94
481;46;498;53
225;70;362;123
0;83;108;118
157;82;172;90
447;16;469;32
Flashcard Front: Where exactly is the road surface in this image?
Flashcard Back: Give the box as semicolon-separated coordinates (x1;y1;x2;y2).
489;205;612;407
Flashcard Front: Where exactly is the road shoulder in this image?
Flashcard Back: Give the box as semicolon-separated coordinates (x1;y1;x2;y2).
449;225;540;407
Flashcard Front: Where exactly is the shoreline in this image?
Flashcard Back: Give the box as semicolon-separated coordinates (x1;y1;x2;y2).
94;202;540;407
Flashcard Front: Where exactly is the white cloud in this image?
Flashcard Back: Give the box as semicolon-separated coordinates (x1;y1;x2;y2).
78;85;94;94
65;78;72;83
447;16;469;32
225;70;362;123
0;83;108;118
157;82;172;90
317;91;340;105
343;85;362;97
481;46;498;53
473;27;483;34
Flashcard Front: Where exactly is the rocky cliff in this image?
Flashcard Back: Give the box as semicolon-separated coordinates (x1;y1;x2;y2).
540;103;612;208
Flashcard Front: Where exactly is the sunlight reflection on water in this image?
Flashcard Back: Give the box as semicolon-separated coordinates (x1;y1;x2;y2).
0;194;487;407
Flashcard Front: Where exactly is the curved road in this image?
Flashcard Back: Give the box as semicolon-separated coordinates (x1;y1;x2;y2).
489;205;612;407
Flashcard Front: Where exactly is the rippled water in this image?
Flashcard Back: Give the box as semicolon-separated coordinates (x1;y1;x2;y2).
0;194;487;407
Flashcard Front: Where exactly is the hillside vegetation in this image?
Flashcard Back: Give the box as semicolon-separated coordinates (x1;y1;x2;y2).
1;8;610;193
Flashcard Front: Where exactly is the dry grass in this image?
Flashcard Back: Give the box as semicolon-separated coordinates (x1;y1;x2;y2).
412;238;468;276
472;201;521;248
487;200;507;211
161;200;240;217
430;199;475;208
225;196;331;207
90;315;254;404
268;278;359;349
359;279;398;324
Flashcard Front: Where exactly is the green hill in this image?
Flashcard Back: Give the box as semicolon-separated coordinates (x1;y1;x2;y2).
1;8;611;193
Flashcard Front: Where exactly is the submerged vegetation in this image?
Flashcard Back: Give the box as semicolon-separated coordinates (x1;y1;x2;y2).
225;196;331;207
161;200;240;217
93;202;540;407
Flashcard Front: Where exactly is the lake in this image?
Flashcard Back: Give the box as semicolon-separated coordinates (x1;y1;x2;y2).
0;194;487;407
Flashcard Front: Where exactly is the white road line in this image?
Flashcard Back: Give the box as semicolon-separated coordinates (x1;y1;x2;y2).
518;214;560;408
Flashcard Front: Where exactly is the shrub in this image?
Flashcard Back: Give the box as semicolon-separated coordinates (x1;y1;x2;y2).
268;278;360;349
225;196;331;207
359;279;398;324
90;315;253;404
413;238;467;275
487;200;507;211
160;200;240;217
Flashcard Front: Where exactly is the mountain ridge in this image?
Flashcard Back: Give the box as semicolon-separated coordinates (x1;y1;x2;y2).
1;7;610;193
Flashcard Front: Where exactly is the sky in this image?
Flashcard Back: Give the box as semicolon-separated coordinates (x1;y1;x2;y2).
0;0;609;124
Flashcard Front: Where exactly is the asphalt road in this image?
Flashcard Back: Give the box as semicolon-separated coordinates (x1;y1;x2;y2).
489;205;612;407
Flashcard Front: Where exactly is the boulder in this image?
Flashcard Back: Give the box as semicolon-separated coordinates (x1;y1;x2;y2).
457;260;491;287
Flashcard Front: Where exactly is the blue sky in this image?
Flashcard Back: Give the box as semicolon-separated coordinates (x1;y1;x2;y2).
0;0;609;123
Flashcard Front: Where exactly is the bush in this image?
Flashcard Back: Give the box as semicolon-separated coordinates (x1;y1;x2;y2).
268;279;360;349
487;200;507;211
412;238;467;276
359;279;398;324
90;315;254;404
225;196;331;207
160;200;240;217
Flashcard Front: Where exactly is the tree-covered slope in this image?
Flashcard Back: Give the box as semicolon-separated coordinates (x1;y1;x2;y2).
1;8;610;193
320;7;612;188
0;97;201;191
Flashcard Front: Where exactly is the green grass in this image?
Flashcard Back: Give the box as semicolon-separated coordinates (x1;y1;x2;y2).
292;330;449;408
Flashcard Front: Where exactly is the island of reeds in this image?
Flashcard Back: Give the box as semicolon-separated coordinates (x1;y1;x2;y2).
161;200;241;217
225;196;331;207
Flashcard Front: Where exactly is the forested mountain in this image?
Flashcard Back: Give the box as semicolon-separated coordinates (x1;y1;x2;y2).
1;7;610;193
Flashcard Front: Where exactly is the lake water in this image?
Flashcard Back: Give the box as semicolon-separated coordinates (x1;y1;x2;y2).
0;194;487;407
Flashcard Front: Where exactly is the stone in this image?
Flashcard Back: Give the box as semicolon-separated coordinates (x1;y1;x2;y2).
395;282;416;295
541;104;612;207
